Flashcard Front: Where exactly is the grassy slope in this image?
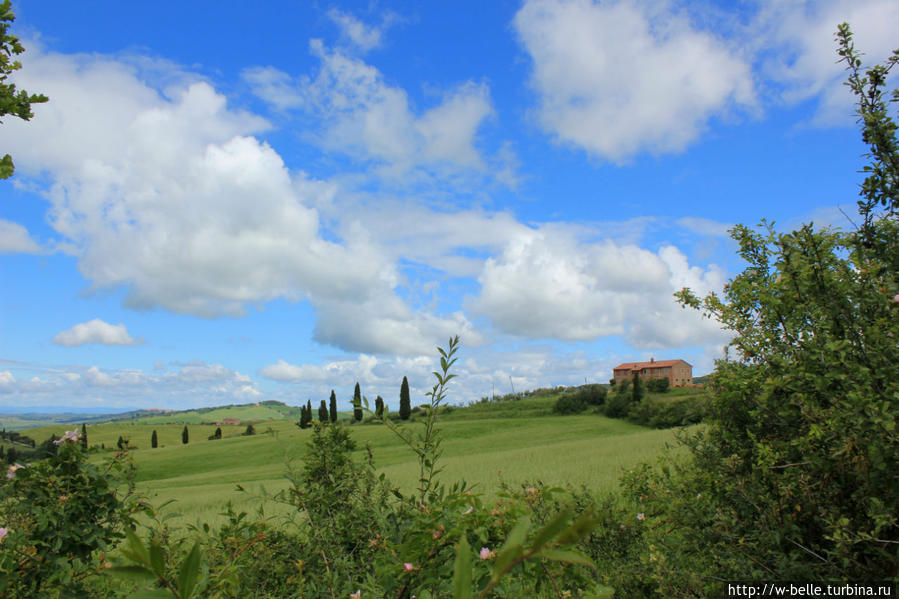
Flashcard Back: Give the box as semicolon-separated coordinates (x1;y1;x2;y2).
16;393;696;526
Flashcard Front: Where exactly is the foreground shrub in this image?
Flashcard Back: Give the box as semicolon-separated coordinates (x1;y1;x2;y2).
0;433;139;597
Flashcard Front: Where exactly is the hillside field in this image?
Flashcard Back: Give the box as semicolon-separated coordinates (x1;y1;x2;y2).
18;394;690;526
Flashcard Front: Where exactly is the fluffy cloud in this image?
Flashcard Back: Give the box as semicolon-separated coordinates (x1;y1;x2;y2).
513;0;755;161
52;318;141;347
752;0;899;124
244;41;494;175
0;219;42;254
327;9;390;52
473;226;729;348
0;361;261;409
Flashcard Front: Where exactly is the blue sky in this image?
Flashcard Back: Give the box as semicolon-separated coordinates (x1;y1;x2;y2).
1;0;896;412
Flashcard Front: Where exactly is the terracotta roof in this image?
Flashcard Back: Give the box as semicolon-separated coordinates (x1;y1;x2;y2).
613;359;690;371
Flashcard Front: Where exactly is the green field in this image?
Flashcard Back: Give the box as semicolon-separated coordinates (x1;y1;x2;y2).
16;395;688;527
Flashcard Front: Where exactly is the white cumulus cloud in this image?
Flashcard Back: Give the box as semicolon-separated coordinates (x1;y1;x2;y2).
52;319;142;347
0;219;42;254
473;226;729;349
513;0;755;162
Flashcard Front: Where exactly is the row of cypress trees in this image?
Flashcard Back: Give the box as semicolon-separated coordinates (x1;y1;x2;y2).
297;375;415;429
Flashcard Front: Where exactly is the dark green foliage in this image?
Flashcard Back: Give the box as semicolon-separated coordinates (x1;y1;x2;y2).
318;399;329;423
116;435;124;451
4;446;15;464
603;380;632;418
0;440;138;596
626;394;707;428
0;0;48;179
399;375;411;420
297;403;312;429
630;373;645;403
645;377;669;393
329;389;337;422
214;427;221;440
243;423;255;436
80;423;88;450
353;382;363;422
182;425;189;444
552;393;589;414
150;429;158;448
375;395;385;418
621;28;899;593
0;445;4;460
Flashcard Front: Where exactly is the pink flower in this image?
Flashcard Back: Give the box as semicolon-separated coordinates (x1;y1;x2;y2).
479;547;495;560
403;562;414;571
893;294;899;302
5;464;21;479
0;527;7;542
53;429;80;445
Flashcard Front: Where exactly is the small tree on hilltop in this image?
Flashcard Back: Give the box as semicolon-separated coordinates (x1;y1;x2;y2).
181;426;189;445
353;382;363;422
318;400;329;423
150;430;158;449
329;389;338;423
399;376;411;421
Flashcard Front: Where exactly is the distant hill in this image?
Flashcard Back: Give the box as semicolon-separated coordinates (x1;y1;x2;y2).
0;400;300;431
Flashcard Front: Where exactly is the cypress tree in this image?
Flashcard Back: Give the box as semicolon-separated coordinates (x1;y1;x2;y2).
352;382;363;422
80;423;88;449
298;404;311;429
151;430;158;448
0;445;4;460
632;372;645;403
6;446;16;464
329;389;338;423
399;376;411;420
375;395;384;418
318;400;329;423
116;436;124;451
214;427;222;440
182;425;189;445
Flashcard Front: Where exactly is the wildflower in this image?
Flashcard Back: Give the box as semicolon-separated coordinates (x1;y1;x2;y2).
403;562;414;571
369;539;378;547
53;429;80;445
0;527;7;542
432;529;443;540
893;294;899;303
462;506;473;515
6;464;21;479
58;495;69;502
350;591;361;599
479;547;495;560
696;493;702;500
637;512;645;521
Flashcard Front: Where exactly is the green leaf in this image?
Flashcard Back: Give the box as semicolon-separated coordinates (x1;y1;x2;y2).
131;590;177;599
148;539;166;577
529;506;573;552
178;542;202;599
535;548;595;569
106;565;156;582
452;536;472;599
120;528;151;567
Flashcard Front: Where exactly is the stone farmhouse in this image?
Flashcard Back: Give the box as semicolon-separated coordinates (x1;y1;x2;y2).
612;358;693;387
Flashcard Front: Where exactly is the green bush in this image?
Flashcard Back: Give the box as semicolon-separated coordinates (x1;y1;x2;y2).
553;393;589;414
645;378;669;393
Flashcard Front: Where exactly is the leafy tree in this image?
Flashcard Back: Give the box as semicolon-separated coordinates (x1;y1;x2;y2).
375;395;384;418
646;377;669;393
318;399;329;423
80;423;88;450
181;426;189;445
625;26;899;593
352;382;363;422
4;446;15;464
297;403;312;429
0;0;48;179
214;427;222;440
150;430;158;449
329;389;338;423
399;376;411;421
243;423;255;436
630;372;645;403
